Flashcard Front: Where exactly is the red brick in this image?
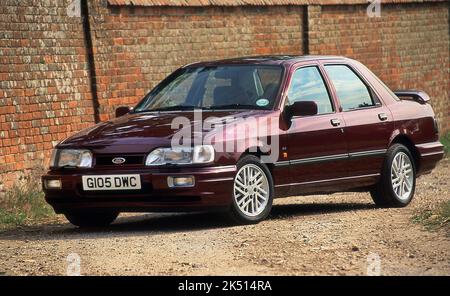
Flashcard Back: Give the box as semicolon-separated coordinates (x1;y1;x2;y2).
0;0;449;188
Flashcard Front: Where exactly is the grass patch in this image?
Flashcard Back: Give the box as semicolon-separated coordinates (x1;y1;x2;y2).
412;200;450;232
440;132;450;156
0;171;54;228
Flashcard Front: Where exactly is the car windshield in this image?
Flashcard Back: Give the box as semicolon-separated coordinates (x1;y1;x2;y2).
134;65;283;112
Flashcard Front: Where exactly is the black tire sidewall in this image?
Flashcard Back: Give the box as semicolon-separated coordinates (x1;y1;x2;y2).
230;155;274;223
383;144;416;206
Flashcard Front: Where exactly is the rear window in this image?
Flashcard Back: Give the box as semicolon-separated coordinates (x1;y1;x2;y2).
324;65;375;111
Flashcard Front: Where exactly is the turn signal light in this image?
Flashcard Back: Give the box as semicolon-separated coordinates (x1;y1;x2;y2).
45;179;62;189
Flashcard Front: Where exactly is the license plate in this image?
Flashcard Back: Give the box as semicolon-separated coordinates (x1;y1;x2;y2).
82;175;141;191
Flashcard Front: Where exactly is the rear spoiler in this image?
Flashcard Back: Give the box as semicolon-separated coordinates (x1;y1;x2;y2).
394;90;430;104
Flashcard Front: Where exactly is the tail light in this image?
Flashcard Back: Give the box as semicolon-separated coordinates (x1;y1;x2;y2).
433;118;439;134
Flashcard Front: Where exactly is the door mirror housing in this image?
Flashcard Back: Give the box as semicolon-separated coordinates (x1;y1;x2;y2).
284;101;318;122
115;106;131;118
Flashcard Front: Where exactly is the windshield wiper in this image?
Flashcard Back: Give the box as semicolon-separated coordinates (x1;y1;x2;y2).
135;103;266;113
209;104;264;110
135;105;209;112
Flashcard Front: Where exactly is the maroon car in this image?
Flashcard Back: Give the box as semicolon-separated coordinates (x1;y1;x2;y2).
42;56;444;227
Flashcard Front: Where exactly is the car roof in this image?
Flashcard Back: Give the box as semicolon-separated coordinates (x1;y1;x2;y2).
185;55;350;68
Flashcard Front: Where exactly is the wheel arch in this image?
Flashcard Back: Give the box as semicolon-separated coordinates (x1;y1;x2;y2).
239;147;275;179
389;134;420;172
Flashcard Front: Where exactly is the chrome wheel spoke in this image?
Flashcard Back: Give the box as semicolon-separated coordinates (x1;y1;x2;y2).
242;197;252;209
400;181;404;197
255;175;264;185
255;191;266;201
392;170;399;178
256;186;268;196
235;178;246;189
237;195;247;206
393;181;401;190
404;177;412;190
255;199;262;209
236;174;244;184
235;185;247;197
392;161;399;174
250;172;261;182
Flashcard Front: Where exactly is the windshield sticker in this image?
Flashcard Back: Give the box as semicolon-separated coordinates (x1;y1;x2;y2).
256;99;269;107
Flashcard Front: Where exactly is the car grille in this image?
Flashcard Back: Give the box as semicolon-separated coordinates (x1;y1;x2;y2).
95;155;145;167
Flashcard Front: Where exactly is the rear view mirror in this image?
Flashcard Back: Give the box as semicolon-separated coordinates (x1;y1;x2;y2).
115;106;131;118
284;101;318;122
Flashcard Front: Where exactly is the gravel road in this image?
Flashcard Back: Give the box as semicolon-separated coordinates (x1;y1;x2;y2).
0;160;448;276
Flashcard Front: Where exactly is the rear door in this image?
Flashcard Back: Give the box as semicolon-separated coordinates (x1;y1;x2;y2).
322;63;394;176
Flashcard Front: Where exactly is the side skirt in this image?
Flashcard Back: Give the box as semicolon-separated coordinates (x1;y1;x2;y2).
274;173;380;197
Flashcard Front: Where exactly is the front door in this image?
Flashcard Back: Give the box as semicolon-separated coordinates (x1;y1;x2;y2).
284;65;348;192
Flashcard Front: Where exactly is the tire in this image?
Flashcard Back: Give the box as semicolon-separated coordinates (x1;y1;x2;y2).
370;144;416;207
228;155;274;224
64;211;119;228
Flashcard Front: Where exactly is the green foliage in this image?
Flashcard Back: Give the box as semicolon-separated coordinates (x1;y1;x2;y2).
440;132;450;156
412;200;450;232
0;171;54;228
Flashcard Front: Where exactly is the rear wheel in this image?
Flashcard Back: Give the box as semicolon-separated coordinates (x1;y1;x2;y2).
370;144;416;207
64;211;118;228
228;155;274;224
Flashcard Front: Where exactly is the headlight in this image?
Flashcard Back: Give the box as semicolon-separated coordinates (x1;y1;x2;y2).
145;145;214;166
50;149;93;168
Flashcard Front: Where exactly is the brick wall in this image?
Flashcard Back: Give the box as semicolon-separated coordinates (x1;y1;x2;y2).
0;0;95;187
308;3;450;132
87;3;305;121
0;0;449;188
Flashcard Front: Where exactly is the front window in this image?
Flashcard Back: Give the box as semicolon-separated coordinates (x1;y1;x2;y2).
287;66;334;114
134;65;283;112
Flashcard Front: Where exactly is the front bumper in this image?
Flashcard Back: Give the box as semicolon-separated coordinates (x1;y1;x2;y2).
42;165;236;213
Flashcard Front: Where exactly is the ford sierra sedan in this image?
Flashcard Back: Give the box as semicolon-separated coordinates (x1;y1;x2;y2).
42;56;444;227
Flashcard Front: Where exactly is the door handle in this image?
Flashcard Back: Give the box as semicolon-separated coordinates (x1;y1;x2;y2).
378;113;388;121
330;118;341;127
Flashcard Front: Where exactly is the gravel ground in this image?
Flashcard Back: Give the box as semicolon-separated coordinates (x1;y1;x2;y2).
0;159;448;276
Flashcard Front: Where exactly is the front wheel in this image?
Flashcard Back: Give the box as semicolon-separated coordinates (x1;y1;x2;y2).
64;211;119;228
228;155;274;224
370;144;416;207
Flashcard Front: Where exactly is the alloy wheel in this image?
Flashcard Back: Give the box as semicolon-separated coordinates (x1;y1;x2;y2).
390;151;414;201
233;164;270;217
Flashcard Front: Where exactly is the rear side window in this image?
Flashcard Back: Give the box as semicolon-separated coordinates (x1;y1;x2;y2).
324;65;374;111
287;66;334;114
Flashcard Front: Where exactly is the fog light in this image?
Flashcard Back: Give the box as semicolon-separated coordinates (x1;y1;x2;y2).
167;176;195;188
45;179;62;189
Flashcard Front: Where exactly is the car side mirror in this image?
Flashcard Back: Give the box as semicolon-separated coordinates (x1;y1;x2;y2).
284;101;318;122
115;106;131;118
